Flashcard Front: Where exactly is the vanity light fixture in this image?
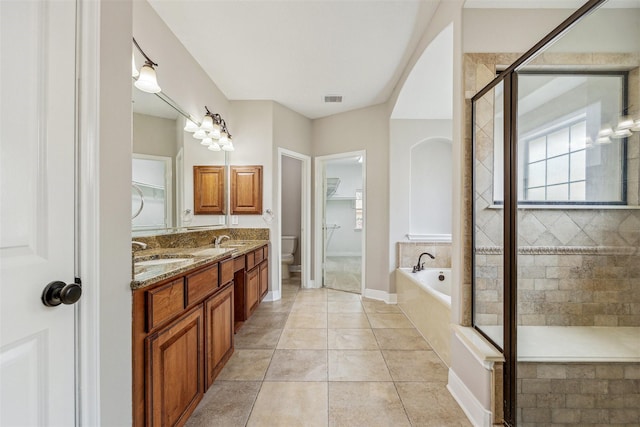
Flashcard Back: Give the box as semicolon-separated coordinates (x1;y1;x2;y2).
611;128;632;139
132;38;161;93
188;106;235;151
208;142;221;151
184;119;199;132
201;137;214;146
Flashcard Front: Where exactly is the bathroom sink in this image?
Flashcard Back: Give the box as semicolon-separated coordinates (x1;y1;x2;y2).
135;257;193;267
192;247;233;256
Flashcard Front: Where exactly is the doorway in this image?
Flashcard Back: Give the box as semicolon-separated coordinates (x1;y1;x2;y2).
278;149;311;296
315;152;366;294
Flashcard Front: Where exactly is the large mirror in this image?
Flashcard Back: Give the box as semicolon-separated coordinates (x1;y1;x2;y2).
131;86;227;235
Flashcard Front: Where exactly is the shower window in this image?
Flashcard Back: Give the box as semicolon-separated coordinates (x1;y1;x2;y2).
523;117;587;201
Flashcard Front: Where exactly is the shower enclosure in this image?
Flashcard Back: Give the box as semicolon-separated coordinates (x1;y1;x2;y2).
471;0;640;425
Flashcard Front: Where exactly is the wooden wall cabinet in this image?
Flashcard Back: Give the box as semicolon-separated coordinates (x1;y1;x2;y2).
230;165;262;215
194;165;225;215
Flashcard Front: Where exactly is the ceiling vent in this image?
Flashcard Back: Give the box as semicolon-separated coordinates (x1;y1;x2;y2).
324;95;343;103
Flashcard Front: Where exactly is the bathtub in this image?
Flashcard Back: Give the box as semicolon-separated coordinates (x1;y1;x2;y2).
396;267;452;366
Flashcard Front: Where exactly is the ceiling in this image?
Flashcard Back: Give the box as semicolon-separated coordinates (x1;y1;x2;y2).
148;0;440;119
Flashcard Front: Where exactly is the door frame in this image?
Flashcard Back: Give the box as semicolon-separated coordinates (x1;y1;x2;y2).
314;151;366;294
277;148;312;295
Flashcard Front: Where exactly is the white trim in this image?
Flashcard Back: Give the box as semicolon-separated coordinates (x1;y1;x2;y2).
362;289;397;304
447;369;493;427
406;234;452;242
132;153;173;230
277;148;311;294
263;290;281;302
77;0;100;424
314;151;366;294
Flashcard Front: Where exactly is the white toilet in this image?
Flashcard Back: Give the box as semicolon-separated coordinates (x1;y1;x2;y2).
281;236;298;279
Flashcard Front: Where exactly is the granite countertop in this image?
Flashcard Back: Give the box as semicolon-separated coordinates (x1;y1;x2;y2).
131;240;268;290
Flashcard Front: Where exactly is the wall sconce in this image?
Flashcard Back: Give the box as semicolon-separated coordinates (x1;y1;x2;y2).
184;106;235;152
132;38;161;94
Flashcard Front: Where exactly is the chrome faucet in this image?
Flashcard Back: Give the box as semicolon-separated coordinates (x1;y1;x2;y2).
132;241;148;251
412;252;435;273
214;235;231;248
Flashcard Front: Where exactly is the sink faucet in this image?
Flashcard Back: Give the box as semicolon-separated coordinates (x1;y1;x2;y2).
413;252;435;273
132;241;148;251
214;235;231;248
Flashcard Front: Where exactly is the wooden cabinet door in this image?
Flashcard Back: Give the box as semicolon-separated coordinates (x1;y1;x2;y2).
245;267;260;318
194;165;225;215
230;165;262;214
204;284;234;388
259;260;268;300
146;307;204;427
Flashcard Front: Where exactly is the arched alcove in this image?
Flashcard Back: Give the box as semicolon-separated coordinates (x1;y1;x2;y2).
410;138;452;238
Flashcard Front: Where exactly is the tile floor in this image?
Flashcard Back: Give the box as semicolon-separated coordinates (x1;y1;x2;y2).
186;276;471;427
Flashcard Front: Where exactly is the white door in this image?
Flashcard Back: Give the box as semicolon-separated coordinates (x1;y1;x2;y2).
1;1;78;425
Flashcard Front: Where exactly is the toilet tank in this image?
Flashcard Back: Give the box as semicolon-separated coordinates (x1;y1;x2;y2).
281;235;298;254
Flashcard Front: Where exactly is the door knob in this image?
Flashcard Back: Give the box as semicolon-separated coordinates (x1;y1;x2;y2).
42;280;82;307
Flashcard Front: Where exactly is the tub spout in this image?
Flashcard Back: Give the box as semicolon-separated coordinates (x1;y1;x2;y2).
413;252;435;272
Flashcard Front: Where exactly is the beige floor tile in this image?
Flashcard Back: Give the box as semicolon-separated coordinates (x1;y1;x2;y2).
362;300;401;314
328;382;411;427
247;382;328;427
382;350;448;382
328;329;378;350
396;382;472;426
254;299;294;313
328;300;364;313
290;301;328;313
285;311;328;329
328;290;361;302
216;349;274;381
366;313;414;329
186;381;261;427
373;328;431;350
244;312;289;329
277;328;328;349
328;313;371;329
234;327;282;349
328;350;392;381
264;349;328;381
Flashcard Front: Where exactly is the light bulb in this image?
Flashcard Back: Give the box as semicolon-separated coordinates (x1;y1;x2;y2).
184;119;199;132
134;62;161;93
611;129;632;139
132;52;139;78
200;114;214;132
210;122;221;139
193;129;208;139
201;137;213;146
219;131;228;145
208;142;221;151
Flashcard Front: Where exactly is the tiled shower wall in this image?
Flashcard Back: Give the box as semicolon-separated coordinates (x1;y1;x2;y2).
465;53;640;327
517;362;640;426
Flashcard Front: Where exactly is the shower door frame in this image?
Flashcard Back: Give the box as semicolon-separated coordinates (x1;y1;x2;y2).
314;151;366;294
470;0;608;425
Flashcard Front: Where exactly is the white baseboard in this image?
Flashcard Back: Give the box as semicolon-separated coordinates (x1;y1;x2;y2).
263;290;281;302
447;369;493;427
362;288;397;304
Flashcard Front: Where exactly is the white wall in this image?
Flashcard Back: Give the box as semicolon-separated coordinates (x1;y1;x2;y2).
281;156;302;265
312;104;389;292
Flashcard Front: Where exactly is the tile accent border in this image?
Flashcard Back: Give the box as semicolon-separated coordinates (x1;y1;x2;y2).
476;246;637;256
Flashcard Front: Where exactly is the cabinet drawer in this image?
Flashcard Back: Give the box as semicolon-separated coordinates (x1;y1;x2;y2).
219;258;234;285
146;278;185;332
254;247;264;264
246;251;256;270
234;256;245;272
186;264;219;306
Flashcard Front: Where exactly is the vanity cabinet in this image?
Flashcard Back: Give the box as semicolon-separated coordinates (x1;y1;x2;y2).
230;165;262;215
233;244;269;329
133;258;234;427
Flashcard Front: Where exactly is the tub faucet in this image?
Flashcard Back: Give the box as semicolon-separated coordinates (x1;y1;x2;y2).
214;235;231;248
413;252;435;273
